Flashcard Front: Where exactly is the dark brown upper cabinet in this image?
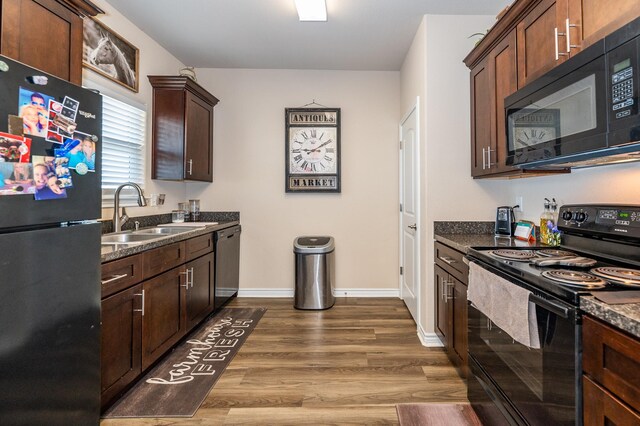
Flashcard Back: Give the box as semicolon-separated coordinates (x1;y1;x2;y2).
0;0;102;85
149;76;220;182
464;0;638;178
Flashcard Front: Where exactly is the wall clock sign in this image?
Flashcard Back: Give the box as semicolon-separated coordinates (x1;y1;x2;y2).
285;107;341;193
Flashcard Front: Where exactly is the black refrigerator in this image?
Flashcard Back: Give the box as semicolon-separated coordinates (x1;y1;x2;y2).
0;56;101;425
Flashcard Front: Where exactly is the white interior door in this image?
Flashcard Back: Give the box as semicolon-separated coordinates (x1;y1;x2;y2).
400;101;419;324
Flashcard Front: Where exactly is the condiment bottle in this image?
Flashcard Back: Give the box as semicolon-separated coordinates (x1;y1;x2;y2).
540;198;553;244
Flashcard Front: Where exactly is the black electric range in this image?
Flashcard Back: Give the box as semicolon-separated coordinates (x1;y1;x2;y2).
465;204;640;426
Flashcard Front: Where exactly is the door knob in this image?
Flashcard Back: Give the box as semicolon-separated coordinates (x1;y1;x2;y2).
408;224;417;230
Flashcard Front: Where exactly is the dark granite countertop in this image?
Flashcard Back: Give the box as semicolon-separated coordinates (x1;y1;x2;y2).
101;220;239;263
434;233;541;254
434;221;540;254
580;296;640;339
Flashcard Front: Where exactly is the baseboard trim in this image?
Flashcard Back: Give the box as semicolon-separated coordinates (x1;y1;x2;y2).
238;288;400;298
238;289;293;298
418;327;444;347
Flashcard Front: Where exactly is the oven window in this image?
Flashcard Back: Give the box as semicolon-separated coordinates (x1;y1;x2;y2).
508;74;597;151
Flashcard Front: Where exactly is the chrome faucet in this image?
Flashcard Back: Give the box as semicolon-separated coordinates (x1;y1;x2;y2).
113;182;147;232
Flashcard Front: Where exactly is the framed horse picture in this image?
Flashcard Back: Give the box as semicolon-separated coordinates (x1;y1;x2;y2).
82;18;139;93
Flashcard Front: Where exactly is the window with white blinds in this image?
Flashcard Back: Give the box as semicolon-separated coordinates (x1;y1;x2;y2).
101;95;146;205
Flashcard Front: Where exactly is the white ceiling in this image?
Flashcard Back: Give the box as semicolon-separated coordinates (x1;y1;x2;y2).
106;0;511;71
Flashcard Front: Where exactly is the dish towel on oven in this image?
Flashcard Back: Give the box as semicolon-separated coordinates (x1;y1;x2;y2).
467;262;540;349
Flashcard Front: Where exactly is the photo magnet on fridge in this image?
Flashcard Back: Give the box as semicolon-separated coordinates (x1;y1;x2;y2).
31;155;67;200
53;157;73;188
0;133;31;162
0;163;36;196
18;87;53;139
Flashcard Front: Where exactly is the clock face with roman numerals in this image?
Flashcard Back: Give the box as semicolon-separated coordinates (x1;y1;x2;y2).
285;107;340;193
289;127;337;174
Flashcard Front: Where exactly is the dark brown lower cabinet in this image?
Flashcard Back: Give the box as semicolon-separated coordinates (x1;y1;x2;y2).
582;315;640;424
434;241;469;378
100;284;142;409
435;265;451;349
186;252;215;329
101;231;220;410
142;267;187;370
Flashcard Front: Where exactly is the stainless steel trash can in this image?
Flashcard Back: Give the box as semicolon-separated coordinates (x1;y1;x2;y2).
294;236;335;310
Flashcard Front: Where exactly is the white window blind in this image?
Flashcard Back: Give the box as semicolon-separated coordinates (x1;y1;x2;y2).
101;95;146;205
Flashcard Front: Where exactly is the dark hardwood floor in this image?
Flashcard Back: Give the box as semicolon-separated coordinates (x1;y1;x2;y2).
101;297;467;425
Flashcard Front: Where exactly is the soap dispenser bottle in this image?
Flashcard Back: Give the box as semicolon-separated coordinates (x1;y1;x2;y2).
540;198;552;243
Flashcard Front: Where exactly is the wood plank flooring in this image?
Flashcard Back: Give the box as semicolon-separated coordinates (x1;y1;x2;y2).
100;297;467;425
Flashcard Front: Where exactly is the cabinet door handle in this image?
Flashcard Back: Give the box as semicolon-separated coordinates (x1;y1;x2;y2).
555;27;568;60
101;273;128;285
486;146;493;168
189;267;194;288
566;18;579;53
188;159;193;175
446;281;455;300
408;224;417;230
180;270;190;289
134;290;145;316
482;147;486;170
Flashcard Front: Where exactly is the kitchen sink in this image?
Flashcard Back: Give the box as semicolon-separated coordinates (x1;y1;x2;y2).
101;233;162;244
133;226;199;235
101;225;202;246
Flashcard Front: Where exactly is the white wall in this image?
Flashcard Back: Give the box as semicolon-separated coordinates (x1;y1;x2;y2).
189;69;400;295
401;14;511;342
87;0;187;220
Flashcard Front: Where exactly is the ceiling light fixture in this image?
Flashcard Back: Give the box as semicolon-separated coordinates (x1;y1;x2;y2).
295;0;327;21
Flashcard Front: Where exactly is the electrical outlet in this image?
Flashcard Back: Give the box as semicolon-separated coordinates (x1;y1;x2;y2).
515;197;523;212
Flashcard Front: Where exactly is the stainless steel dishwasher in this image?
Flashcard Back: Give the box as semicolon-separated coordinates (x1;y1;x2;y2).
214;225;241;310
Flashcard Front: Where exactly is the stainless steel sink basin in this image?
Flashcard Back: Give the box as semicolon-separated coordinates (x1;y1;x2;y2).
101;225;201;246
101;233;161;244
133;226;199;235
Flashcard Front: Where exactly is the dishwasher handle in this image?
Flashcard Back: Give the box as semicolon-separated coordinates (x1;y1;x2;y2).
215;225;241;240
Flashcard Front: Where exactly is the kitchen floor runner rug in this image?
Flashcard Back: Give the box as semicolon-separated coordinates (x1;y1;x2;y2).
103;307;266;418
396;403;482;426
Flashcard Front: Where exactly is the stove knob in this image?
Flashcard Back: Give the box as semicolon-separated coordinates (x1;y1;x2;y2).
562;211;573;221
575;212;587;223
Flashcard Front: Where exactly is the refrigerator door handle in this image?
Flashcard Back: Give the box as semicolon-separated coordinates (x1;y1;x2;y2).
134;290;145;316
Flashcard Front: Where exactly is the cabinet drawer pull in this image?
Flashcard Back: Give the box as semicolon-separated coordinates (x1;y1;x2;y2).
101;273;128;285
440;256;457;265
134;290;145;316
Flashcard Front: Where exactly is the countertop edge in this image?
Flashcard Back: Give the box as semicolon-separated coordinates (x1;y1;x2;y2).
580;296;640;339
101;220;240;263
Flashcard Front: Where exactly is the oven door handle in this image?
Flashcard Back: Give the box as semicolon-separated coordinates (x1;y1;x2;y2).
529;294;569;319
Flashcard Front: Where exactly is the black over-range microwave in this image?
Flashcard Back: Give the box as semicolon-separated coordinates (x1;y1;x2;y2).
505;16;640;169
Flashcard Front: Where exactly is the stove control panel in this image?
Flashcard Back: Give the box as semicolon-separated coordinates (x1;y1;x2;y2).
558;204;640;238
